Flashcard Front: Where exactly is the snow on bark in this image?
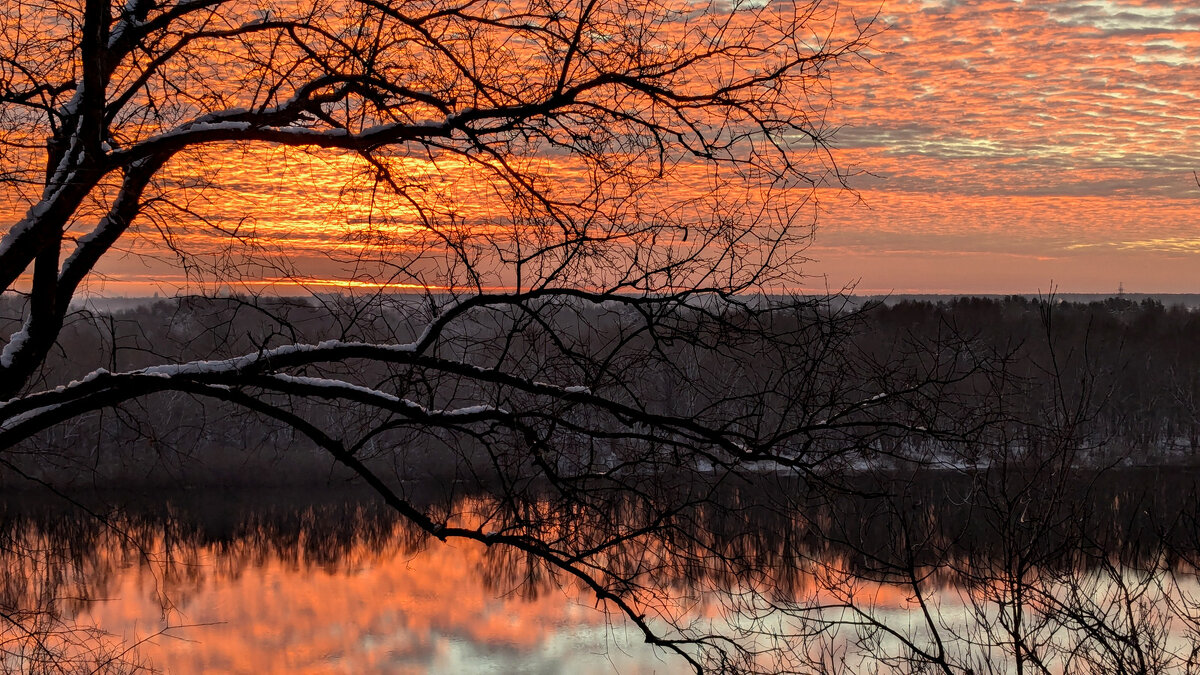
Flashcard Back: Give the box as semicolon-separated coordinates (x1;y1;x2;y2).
0;330;29;368
0;404;60;431
138;339;419;377
268;375;500;418
269;374;404;404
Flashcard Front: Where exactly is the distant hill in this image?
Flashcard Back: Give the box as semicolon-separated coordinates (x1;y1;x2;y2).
857;293;1200;309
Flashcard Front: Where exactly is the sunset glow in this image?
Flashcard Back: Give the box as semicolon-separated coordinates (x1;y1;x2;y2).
6;0;1190;295
818;0;1200;293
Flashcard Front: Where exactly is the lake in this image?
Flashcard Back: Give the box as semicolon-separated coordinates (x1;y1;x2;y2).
5;468;1200;673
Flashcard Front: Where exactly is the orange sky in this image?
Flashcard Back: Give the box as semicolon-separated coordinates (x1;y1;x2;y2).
812;0;1200;293
137;0;1200;295
7;0;1198;296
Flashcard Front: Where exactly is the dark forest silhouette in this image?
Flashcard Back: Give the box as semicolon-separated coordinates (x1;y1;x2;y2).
4;294;1197;488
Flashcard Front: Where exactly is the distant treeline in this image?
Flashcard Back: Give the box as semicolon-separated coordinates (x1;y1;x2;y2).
2;294;1198;488
866;295;1200;458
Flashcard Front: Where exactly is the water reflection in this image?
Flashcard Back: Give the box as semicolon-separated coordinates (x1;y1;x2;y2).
4;469;1200;673
0;489;670;673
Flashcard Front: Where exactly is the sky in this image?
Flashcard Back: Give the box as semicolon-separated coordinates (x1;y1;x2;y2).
7;0;1198;296
808;0;1200;294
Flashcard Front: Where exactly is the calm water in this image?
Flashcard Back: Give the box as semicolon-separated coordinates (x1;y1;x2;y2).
0;488;682;673
67;530;661;673
6;469;1200;673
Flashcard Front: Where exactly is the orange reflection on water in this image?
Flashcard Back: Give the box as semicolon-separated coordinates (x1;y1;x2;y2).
66;528;630;674
1;501;928;674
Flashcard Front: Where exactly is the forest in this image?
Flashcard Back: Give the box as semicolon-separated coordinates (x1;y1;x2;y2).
3;292;1197;489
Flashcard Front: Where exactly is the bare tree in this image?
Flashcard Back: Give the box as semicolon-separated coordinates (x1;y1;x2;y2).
0;0;927;671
